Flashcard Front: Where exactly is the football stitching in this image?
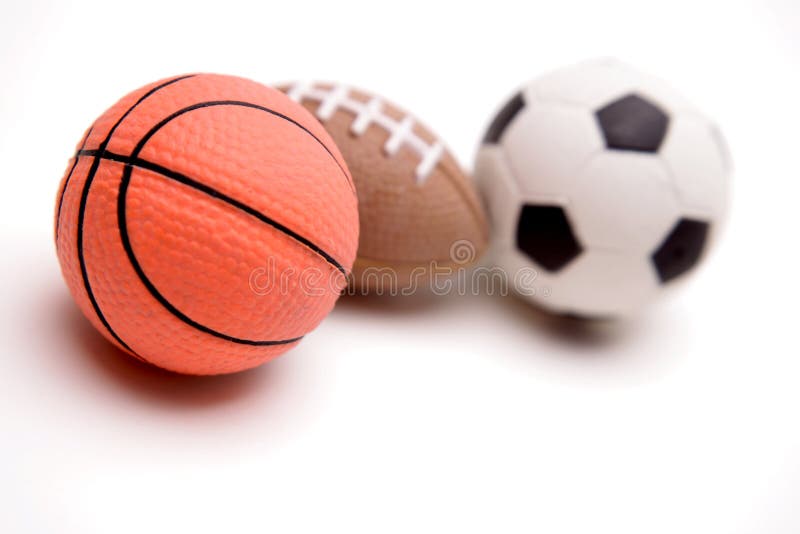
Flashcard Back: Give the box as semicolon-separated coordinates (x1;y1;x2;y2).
286;82;444;184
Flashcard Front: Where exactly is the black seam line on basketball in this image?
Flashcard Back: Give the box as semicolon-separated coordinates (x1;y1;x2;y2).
137;99;354;194
73;151;313;346
95;99;350;275
78;148;348;277
76;75;196;363
55;126;94;243
116;150;308;346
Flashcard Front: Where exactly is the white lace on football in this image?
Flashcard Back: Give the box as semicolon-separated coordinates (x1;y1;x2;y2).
286;82;444;184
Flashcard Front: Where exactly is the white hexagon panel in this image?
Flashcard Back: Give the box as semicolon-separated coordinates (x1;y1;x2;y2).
476;59;731;318
501;101;603;199
568;153;680;252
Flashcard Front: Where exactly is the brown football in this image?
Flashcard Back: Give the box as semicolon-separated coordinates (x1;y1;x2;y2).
279;82;489;292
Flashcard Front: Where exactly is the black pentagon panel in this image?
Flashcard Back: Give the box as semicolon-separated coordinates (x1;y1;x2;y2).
483;92;525;144
651;218;709;283
516;205;582;272
596;93;669;152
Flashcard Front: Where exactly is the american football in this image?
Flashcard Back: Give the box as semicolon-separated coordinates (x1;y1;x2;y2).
476;59;731;317
280;82;489;292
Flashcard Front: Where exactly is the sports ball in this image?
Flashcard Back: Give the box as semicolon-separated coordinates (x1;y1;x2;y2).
279;82;488;292
476;59;731;317
55;74;359;374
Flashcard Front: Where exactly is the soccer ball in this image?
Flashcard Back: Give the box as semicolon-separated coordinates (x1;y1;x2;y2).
476;59;731;317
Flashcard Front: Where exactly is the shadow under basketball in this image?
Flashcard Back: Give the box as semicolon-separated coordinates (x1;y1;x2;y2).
51;291;276;409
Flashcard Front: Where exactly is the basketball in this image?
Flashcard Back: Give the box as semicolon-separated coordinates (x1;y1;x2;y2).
54;74;359;375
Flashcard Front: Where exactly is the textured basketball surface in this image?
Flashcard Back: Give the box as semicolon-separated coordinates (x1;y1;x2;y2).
476;59;731;317
279;82;488;291
55;74;359;374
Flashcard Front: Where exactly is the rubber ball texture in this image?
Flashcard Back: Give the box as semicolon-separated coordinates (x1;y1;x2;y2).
280;82;488;292
55;74;359;375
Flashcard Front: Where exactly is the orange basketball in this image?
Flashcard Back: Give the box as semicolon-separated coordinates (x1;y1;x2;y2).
54;74;359;375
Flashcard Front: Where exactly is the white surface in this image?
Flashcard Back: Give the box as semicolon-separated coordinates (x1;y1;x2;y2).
1;0;799;532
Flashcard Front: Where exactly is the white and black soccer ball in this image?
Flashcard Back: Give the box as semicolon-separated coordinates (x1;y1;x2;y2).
476;59;731;318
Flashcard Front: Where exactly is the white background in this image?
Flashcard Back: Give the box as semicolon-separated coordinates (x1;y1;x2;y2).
1;0;799;532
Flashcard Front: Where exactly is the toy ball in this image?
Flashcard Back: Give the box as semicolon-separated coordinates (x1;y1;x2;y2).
55;74;359;374
280;82;488;292
476;59;731;318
